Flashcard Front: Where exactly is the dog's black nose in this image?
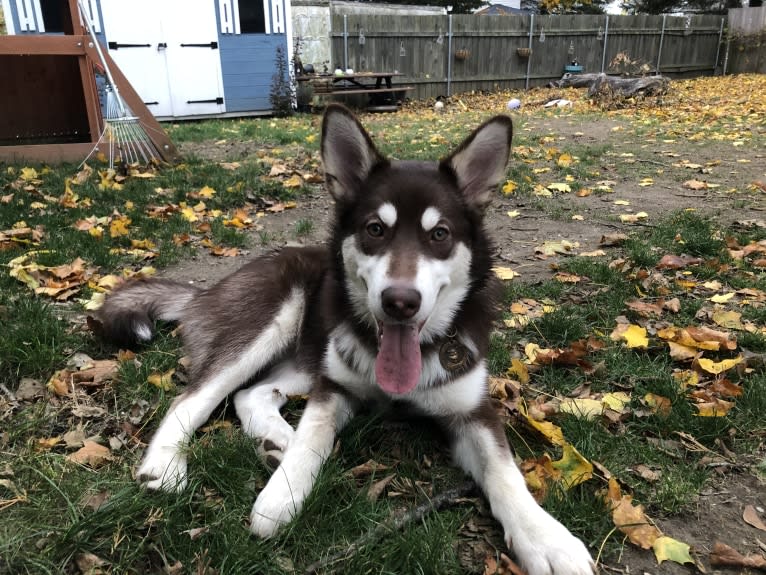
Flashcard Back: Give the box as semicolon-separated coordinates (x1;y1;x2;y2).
381;287;421;320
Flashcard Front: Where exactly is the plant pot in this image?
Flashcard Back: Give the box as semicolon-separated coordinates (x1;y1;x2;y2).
516;47;531;58
454;49;470;61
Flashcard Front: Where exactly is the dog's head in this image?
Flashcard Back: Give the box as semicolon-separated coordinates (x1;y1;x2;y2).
321;104;512;394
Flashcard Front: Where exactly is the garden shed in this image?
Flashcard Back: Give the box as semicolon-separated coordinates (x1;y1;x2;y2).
2;0;292;118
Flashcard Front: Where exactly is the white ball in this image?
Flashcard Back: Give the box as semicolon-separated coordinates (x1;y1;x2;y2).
434;101;444;112
506;98;521;110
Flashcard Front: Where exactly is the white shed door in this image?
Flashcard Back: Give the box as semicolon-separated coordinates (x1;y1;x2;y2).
100;0;225;118
100;0;173;117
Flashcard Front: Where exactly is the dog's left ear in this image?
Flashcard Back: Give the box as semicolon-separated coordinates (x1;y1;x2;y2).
440;115;512;210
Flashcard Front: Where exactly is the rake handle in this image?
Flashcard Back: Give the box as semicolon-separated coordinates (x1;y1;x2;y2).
76;0;127;117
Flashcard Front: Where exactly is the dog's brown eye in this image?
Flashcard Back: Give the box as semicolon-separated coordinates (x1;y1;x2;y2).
431;226;450;241
367;222;385;237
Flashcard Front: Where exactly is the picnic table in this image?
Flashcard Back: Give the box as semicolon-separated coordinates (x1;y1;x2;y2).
297;71;414;111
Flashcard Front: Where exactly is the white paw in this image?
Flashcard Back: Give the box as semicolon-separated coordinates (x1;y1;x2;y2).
249;474;298;537
136;446;188;492
241;414;295;468
510;516;595;575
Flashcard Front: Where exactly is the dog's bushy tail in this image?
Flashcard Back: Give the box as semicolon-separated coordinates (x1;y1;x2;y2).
89;278;199;347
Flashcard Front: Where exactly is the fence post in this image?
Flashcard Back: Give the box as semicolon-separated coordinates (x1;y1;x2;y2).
656;14;666;74
447;13;453;97
343;14;348;71
525;13;534;90
714;16;724;73
600;15;609;73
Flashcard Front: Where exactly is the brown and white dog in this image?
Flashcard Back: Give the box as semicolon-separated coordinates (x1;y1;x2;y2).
92;105;595;575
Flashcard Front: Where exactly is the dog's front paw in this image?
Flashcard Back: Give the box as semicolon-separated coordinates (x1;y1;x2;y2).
136;447;188;492
509;516;595;575
249;475;297;537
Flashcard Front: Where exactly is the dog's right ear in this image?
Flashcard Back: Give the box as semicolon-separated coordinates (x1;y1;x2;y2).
321;104;385;203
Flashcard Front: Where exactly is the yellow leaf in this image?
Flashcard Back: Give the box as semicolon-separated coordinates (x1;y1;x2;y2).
611;323;649;349
638;178;654;187
560;398;604;420
109;217;131;238
283;174;304;188
507;358;530;385
147;369;175;391
20;167;39;181
547;182;572;193
492;266;518;281
709;292;735;304
695;398;735;417
506;210;521;218
643;393;672;416
653;536;695;566
502;180;518;195
557;153;573;168
619;212;649;223
697;355;743;375
712;310;744;330
197;185;216;198
519;402;566;446
614;199;630;205
551;442;593;489
602;392;631;411
181;206;199;222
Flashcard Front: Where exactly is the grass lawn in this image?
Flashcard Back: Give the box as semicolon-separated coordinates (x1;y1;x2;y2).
1;75;765;574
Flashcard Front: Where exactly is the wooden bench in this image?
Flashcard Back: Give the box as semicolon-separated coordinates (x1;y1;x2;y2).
298;72;413;110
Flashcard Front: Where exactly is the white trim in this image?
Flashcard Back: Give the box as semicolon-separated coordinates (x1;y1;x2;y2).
270;0;284;34
2;0;16;34
15;0;35;31
262;0;270;34
31;0;43;31
218;0;234;34
85;0;101;33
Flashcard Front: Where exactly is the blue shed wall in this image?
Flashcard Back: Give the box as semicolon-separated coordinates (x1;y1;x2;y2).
218;34;286;112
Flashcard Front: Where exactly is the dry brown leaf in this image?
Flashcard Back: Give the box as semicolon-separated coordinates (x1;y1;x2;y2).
743;505;766;533
66;440;113;468
710;541;766;569
606;477;662;549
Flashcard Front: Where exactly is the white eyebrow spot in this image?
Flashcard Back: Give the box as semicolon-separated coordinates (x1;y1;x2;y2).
378;202;397;227
421;207;442;232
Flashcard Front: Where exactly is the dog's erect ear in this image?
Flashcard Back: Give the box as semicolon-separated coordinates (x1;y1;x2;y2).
321;104;385;203
440;115;512;210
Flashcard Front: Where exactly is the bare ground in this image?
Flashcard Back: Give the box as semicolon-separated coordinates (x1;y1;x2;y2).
168;115;766;573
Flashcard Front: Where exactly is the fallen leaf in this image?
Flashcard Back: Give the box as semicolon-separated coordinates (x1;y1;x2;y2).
147;369;175;391
610;323;649;349
550;442;593;489
653;536;695;566
606;477;662;549
492;266;519;280
710;541;766;569
67;441;112;468
696;356;743;375
743;505;766;532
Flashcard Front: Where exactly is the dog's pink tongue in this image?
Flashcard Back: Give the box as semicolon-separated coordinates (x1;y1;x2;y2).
375;323;421;394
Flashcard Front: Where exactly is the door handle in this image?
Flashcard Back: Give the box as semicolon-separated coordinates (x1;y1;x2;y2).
180;42;218;49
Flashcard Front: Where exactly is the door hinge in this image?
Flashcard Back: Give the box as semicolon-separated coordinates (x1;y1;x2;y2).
108;42;151;50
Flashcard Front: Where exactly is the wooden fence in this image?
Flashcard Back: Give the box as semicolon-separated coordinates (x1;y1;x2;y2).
726;6;766;73
329;13;726;99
